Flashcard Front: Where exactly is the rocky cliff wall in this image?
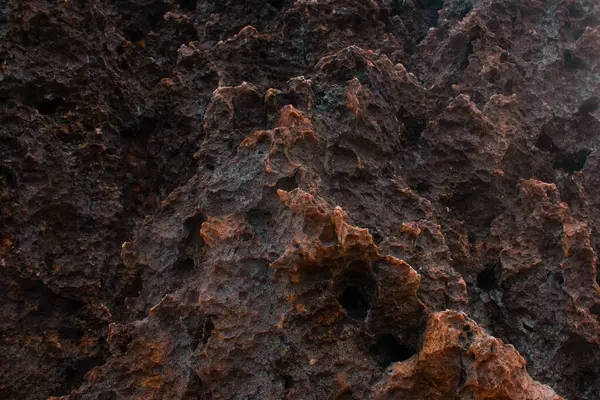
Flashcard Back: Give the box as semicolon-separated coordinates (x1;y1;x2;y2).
1;0;599;399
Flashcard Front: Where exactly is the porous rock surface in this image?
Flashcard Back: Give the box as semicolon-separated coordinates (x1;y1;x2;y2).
0;0;599;399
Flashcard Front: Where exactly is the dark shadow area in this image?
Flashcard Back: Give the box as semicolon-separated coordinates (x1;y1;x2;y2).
578;97;599;115
124;29;144;43
336;261;377;321
398;108;427;142
268;0;285;10
477;263;499;292
370;334;416;368
460;40;474;69
182;213;207;249
58;357;106;395
339;286;371;320
564;49;586;70
114;270;144;311
178;0;197;11
553;149;591;173
282;375;294;389
35;97;64;115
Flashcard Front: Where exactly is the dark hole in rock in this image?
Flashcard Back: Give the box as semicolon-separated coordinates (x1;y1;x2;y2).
183;213;206;248
564;49;586;69
242;232;253;241
578;97;599;115
282;375;294;389
370;334;416;368
415;181;431;195
176;257;195;270
553;149;591;173
178;0;197;11
118;332;134;355
0;165;17;187
148;7;170;31
339;287;370;320
58;325;84;342
36;97;63;115
337;263;377;321
22;32;30;46
275;173;299;192
119;127;137;139
336;392;357;400
116;45;125;55
477;264;499;291
379;9;394;34
536;133;558;153
119;59;130;70
124;29;144;43
130;271;144;297
269;0;284;9
117;271;143;305
398;109;426;141
25;280;86;320
203;318;215;345
461;41;474;69
591;303;600;318
205;163;215;171
371;231;383;244
59;357;105;395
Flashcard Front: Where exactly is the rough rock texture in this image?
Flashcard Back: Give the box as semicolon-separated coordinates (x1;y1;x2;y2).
1;0;599;399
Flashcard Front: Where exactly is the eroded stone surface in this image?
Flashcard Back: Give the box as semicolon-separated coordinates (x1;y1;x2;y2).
1;0;599;399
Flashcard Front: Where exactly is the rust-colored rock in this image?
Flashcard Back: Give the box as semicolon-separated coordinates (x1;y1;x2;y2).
1;0;600;399
374;311;561;400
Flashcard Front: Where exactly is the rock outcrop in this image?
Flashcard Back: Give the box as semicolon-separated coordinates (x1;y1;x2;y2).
1;0;599;399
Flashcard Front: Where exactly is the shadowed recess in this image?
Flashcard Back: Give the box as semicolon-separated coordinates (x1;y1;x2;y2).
553;149;591;173
477;263;499;292
370;334;416;368
337;262;377;320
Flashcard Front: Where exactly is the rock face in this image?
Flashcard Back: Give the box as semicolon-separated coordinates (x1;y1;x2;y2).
1;0;599;399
